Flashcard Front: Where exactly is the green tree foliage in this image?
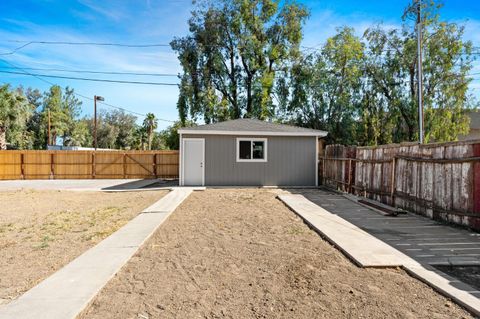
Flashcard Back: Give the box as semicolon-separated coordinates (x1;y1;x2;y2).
40;85;85;146
90;109;141;150
175;0;477;145
0;85;31;149
281;1;476;144
160;120;196;150
358;1;475;144
171;0;309;124
280;27;364;144
0;84;167;150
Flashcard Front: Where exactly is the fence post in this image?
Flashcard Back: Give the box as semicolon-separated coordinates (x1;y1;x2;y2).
20;153;25;180
123;153;127;179
92;152;96;179
322;157;326;186
348;159;352;193
50;153;55;179
153;154;158;178
390;157;396;206
473;144;480;215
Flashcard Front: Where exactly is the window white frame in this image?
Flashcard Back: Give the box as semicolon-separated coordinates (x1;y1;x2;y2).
236;138;268;162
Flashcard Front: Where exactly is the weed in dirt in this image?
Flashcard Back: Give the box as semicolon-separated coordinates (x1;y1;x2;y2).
34;235;53;250
0;223;15;234
286;225;305;235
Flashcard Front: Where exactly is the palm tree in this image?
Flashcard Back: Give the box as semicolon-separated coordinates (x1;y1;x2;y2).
143;113;158;150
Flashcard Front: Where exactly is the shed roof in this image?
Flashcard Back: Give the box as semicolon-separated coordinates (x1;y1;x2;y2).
178;118;327;137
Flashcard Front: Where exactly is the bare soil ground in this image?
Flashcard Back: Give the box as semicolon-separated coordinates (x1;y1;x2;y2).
0;189;167;304
80;189;472;319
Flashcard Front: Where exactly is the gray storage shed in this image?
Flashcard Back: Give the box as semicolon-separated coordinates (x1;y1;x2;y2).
178;119;327;186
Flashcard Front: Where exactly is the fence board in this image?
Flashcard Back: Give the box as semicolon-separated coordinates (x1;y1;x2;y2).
0;150;179;180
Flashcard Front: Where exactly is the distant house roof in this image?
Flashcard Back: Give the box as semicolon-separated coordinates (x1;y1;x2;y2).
178;118;328;137
469;110;480;129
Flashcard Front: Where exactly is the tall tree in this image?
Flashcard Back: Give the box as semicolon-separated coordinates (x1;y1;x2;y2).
24;88;45;149
171;0;309;124
143;113;158;150
91;109;138;149
61;87;84;146
360;1;474;143
41;85;68;146
279;27;364;144
279;0;475;145
0;85;30;149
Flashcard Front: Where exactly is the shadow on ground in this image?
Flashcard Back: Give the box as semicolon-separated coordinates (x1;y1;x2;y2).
101;179;178;190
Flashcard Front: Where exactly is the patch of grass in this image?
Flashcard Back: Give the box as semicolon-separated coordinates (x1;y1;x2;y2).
0;223;15;234
286;225;305;235
33;235;53;250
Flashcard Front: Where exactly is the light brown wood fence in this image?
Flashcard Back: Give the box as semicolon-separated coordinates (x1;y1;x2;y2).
0;150;179;180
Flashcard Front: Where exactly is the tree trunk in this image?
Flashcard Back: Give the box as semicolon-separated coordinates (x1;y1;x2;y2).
148;129;152;150
0;125;6;150
229;49;240;118
246;76;253;117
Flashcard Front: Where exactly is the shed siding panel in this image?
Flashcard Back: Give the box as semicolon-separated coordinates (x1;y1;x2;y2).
183;134;316;186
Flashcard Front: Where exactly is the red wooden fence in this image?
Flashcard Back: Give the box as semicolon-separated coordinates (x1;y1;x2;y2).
320;140;480;231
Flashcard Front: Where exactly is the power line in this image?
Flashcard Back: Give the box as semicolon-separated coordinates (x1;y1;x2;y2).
3;39;480;58
0;70;180;86
0;66;178;77
0;57;175;122
6;40;171;47
0;41;172;55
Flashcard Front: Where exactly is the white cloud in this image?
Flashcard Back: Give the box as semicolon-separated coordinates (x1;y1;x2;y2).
77;0;127;21
301;9;401;47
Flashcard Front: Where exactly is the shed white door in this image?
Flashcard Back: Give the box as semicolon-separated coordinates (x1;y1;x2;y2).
182;138;204;186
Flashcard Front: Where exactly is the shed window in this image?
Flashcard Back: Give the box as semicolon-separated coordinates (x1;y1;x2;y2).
239;141;251;159
236;138;267;162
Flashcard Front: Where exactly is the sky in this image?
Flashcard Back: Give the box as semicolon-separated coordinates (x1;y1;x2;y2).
0;0;479;130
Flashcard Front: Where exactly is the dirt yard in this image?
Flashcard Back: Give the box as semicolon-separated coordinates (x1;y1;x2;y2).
0;189;167;305
80;189;472;319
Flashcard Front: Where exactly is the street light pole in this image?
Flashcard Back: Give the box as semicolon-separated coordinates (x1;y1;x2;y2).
93;95;104;150
417;0;424;144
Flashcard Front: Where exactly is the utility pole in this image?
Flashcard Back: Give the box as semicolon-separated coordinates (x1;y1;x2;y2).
93;95;105;150
417;0;424;144
93;96;97;150
47;109;51;147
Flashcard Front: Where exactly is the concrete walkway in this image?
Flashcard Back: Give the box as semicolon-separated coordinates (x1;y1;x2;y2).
0;188;194;319
279;190;480;317
0;179;178;192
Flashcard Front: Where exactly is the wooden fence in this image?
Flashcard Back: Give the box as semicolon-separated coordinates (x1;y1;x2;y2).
320;140;480;231
0;150;179;180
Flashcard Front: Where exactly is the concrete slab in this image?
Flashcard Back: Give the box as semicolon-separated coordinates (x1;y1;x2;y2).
279;192;480;316
143;188;202;212
278;194;409;267
0;188;193;319
0;179;162;191
405;264;480;316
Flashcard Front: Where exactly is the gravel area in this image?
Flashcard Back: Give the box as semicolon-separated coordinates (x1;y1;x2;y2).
79;189;472;318
0;189;167;304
